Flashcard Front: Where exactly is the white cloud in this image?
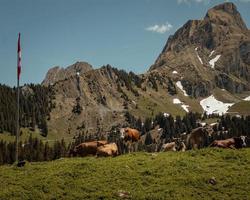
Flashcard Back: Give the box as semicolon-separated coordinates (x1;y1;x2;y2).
146;22;173;34
178;0;250;4
177;0;210;4
177;0;189;3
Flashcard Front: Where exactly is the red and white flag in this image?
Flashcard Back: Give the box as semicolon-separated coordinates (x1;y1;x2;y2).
17;33;21;80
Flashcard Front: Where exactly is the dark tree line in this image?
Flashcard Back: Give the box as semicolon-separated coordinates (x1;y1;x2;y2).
106;65;142;96
0;135;68;165
1;112;249;165
0;84;55;136
124;111;250;143
124;111;201;139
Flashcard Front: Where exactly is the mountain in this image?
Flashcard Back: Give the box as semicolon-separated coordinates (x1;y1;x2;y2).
42;61;93;86
39;2;250;139
150;2;250;97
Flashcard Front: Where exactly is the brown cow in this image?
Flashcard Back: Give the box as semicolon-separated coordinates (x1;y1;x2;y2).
96;143;118;157
120;127;140;142
186;126;214;149
210;136;247;149
70;140;108;157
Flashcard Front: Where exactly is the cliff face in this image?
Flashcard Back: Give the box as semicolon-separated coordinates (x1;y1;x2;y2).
45;65;127;137
150;2;250;96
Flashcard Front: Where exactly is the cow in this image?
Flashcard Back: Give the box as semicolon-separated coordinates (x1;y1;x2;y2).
210;122;219;132
120;127;140;142
178;141;187;152
210;136;247;149
17;160;26;167
161;142;177;152
161;140;186;152
69;140;108;157
186;126;214;149
96;143;118;157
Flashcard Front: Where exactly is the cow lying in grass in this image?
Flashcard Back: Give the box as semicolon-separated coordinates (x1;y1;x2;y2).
96;143;118;157
69;140;108;157
69;140;119;157
161;140;186;152
210;136;247;149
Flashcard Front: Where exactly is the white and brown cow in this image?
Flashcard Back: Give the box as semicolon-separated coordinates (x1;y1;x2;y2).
161;140;186;152
210;136;247;149
120;127;140;142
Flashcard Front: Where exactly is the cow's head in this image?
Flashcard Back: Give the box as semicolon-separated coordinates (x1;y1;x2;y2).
120;128;126;139
204;125;214;137
240;136;247;147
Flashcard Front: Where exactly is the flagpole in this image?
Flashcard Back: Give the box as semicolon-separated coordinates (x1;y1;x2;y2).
16;33;21;163
16;68;20;163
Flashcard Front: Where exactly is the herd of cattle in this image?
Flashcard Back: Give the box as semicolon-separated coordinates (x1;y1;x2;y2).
69;125;248;157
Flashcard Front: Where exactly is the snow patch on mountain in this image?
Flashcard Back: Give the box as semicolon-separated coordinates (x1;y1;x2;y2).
209;50;215;57
173;98;189;112
200;95;234;115
176;81;188;96
197;54;203;64
173;98;182;104
209;55;221;68
244;96;250;101
181;104;189;112
195;47;203;64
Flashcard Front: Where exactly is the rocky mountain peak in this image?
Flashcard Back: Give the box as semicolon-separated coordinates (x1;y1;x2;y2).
156;2;248;59
150;2;249;97
209;2;238;14
205;2;247;31
67;61;93;74
42;61;93;86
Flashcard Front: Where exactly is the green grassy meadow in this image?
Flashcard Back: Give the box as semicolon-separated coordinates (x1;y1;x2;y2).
0;148;250;200
228;101;250;116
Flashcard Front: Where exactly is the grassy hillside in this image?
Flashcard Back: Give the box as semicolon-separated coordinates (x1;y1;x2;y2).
0;128;73;145
228;101;250;116
0;148;250;200
0;128;44;143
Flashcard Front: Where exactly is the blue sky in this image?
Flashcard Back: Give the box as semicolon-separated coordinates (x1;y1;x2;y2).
0;0;249;87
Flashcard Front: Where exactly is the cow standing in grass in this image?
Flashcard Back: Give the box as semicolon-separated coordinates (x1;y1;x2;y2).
186;126;214;149
120;127;140;153
120;127;140;142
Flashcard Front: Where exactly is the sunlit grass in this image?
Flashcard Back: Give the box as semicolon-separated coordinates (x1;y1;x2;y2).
0;148;250;199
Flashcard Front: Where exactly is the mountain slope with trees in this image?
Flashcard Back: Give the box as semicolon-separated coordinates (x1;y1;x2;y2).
0;2;249;142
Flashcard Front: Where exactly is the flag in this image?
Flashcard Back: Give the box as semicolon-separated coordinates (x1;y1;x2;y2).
17;33;21;80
